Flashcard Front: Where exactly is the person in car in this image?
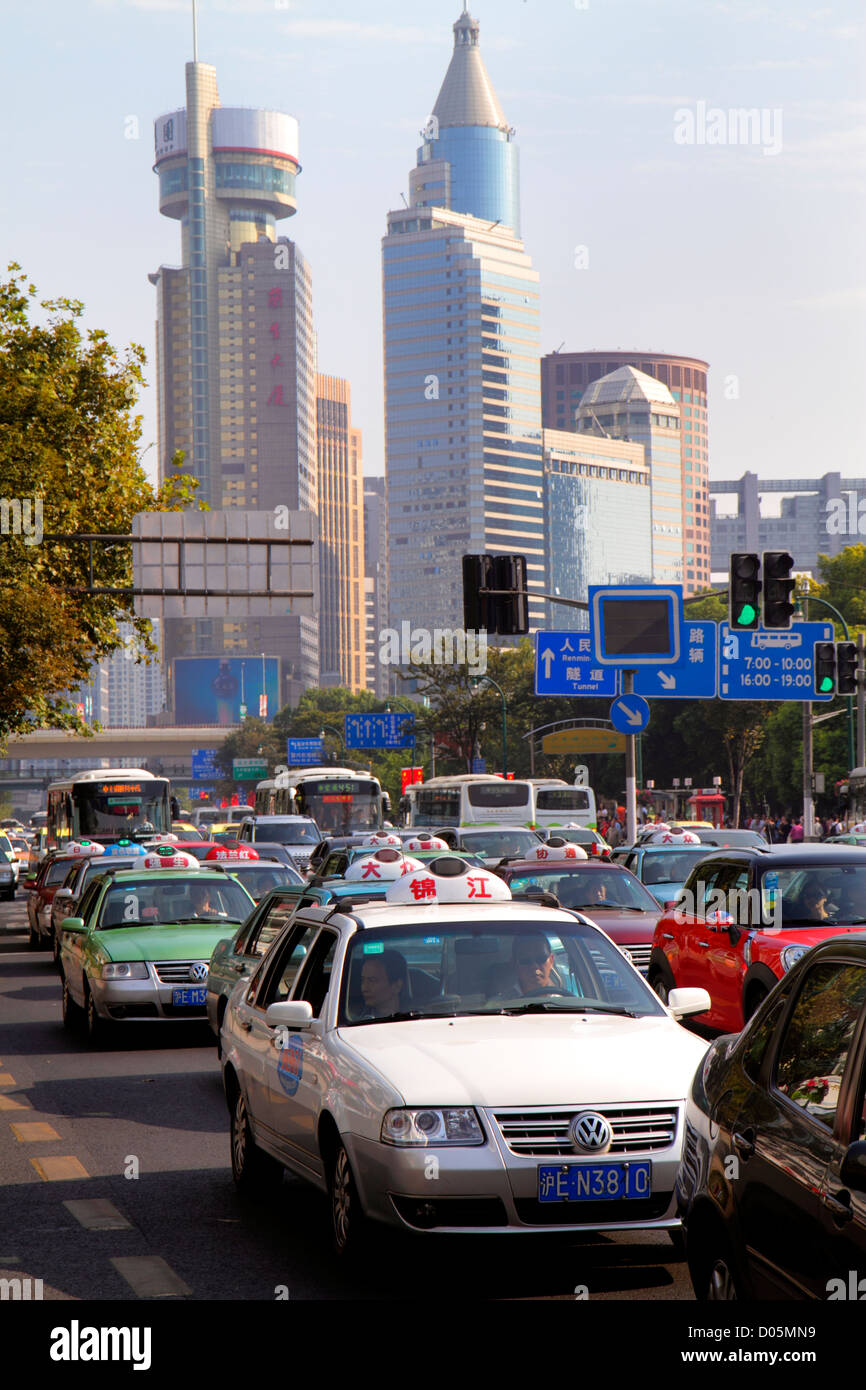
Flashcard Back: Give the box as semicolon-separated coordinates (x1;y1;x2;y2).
189;882;224;919
359;951;409;1019
491;934;564;997
801;880;832;922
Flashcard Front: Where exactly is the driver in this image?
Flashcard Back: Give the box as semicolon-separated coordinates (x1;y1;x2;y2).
801;880;831;922
189;882;224;919
509;933;563;996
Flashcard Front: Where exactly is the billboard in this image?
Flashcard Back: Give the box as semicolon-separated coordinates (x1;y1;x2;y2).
173;657;281;727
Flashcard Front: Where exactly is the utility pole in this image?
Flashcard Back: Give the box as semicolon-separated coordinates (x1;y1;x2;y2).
800;588;815;840
623;671;637;845
858;632;866;769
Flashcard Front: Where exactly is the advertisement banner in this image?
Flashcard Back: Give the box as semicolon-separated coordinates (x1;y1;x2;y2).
173;657;280;726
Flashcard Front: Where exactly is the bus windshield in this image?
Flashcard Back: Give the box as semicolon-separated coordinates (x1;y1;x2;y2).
294;778;382;835
78;784;171;837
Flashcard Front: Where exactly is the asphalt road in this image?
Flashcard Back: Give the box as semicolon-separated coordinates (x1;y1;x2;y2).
0;896;694;1303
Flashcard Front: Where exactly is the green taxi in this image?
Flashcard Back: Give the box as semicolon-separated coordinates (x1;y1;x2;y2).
58;858;255;1043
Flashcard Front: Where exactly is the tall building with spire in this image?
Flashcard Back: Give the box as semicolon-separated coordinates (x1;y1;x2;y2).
383;8;544;634
149;58;319;708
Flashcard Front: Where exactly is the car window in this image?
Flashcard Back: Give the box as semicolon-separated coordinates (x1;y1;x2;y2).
255;923;320;1008
742;991;789;1083
246;897;299;958
774;961;866;1129
74;880;103;925
293;931;338;1017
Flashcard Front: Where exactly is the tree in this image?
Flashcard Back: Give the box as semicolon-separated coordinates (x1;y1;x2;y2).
817;545;866;628
0;265;199;746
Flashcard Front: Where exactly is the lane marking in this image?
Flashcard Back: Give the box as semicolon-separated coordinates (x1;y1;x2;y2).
11;1122;60;1142
64;1199;132;1231
0;1074;17;1086
0;1095;30;1111
110;1256;192;1298
29;1156;89;1182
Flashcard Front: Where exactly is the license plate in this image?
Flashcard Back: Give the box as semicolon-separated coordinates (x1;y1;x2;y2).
538;1161;652;1202
172;987;207;1007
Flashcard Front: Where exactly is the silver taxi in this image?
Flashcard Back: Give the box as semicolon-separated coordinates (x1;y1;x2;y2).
220;856;711;1255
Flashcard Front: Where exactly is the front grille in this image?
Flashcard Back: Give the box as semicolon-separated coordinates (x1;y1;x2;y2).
515;1194;672;1225
493;1104;678;1157
390;1195;508;1229
153;960;206;984
621;942;652;974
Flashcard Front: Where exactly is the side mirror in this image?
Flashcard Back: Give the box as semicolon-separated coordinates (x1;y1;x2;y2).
705;909;734;929
840;1141;866;1194
60;917;85;934
667;987;711;1020
663;900;678;911
266;1001;314;1029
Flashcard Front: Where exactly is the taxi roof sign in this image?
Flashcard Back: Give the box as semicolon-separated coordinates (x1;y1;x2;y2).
205;845;260;861
530;839;588;861
403;834;449;852
385;859;513;906
344;850;425;882
66;840;106;857
141;847;199;870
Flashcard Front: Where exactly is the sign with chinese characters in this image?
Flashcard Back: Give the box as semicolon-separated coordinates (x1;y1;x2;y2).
718;621;835;702
344;713;415;749
232;758;268;781
191;748;220;780
287;738;324;766
534;631;619;697
632;621;718;699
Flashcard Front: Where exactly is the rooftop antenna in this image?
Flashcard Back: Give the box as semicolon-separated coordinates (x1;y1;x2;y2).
192;0;198;61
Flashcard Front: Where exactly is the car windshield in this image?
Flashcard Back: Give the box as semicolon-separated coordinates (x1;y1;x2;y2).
760;864;866;927
255;822;321;846
459;830;542;859
338;919;664;1025
96;875;253;929
641;850;710;886
229;865;300;898
508;867;659;912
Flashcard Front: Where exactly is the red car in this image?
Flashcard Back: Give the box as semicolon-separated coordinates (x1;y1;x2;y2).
648;845;866;1031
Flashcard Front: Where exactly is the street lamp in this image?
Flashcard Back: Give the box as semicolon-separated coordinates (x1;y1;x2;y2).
471;675;507;779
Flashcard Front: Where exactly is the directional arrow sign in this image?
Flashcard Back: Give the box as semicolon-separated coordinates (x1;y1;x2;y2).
609;694;650;735
535;631;618;697
632;621;718;700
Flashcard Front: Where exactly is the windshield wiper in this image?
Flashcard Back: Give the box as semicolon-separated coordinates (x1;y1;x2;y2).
348;1010;462;1024
499;1002;639;1017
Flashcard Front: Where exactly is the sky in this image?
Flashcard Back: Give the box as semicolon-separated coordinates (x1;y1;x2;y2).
1;0;864;494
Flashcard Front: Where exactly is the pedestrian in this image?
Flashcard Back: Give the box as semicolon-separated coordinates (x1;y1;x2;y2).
790;817;804;843
777;816;791;843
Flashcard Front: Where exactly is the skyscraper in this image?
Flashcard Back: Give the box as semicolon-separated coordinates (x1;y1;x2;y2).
150;61;319;709
316;375;365;693
384;8;544;634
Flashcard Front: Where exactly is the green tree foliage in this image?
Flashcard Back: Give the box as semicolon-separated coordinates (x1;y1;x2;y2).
817;545;866;628
0;266;199;745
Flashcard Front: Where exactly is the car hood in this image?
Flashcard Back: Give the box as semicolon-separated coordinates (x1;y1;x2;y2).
564;907;660;942
758;923;866;951
92;923;243;961
337;1013;709;1107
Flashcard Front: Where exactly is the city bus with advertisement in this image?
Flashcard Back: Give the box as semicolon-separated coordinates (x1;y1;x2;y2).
401;774;535;829
45;769;172;851
253;767;388;835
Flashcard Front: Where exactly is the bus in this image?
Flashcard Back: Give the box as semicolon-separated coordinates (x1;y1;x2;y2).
847;767;866;828
401;775;535;829
529;779;598;831
45;769;172;851
254;767;387;835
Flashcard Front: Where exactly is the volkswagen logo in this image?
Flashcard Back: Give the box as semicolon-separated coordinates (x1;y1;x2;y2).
189;962;208;983
570;1111;612;1154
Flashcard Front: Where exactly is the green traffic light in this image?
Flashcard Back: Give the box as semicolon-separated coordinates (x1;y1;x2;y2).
819;677;834;693
736;604;757;626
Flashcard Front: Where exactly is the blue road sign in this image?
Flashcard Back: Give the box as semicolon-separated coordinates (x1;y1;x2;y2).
471;757;487;773
191;748;219;780
609;694;651;735
589;585;684;666
535;631;618;697
632;621;718;699
345;713;416;750
718;621;835;702
287;738;324;766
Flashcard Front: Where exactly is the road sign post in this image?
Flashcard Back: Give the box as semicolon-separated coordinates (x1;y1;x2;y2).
344;713;415;750
622;675;638;845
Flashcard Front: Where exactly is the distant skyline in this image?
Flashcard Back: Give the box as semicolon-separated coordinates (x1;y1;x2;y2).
1;0;863;491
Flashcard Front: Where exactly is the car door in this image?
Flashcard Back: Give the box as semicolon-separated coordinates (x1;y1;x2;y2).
668;859;728;989
702;863;752;1030
264;928;340;1179
734;957;866;1297
815;968;866;1296
62;880;103;1007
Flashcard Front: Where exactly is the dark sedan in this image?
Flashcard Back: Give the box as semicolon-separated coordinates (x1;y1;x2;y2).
678;936;866;1299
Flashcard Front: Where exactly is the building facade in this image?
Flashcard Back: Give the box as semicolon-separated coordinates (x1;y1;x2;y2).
384;8;544;634
364;476;389;697
150;64;319;711
316;375;365;692
542;350;711;593
710;472;866;576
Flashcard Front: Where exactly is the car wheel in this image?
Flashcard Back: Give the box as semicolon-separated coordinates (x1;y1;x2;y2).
27;920;40;951
328;1140;369;1259
61;974;81;1032
52;931;62;969
694;1231;743;1301
230;1087;283;1193
650;972;670;1005
707;1255;739;1301
84;984;110;1045
668;1227;686;1255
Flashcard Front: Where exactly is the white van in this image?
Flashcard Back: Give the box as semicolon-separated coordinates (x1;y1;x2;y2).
530;779;597;831
190;806;250;829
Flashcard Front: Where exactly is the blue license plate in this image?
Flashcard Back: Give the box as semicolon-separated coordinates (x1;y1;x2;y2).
538;1161;652;1202
172;987;207;1006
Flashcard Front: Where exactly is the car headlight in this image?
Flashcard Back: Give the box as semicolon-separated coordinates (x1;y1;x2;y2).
101;962;149;980
781;944;810;973
381;1107;485;1147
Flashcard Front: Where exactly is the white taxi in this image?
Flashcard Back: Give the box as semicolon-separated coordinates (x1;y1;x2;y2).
220;856;711;1256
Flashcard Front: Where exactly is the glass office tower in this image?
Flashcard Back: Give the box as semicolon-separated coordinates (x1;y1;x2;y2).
384;8;544;633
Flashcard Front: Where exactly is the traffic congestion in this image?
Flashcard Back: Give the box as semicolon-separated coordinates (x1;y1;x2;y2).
3;763;866;1323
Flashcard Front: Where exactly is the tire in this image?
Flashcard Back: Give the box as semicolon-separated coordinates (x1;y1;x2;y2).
27;919;40;951
52;931;62;969
668;1227;686;1256
328;1140;369;1260
61;974;81;1032
230;1086;283;1194
692;1230;743;1302
650;972;671;1005
84;983;111;1046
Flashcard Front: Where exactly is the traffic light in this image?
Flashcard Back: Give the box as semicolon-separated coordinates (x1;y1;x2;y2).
762;551;796;629
462;554;528;635
836;642;858;696
814;642;836;695
729;553;761;630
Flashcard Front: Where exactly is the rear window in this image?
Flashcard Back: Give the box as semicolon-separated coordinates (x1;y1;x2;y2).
536;789;590;811
467;784;531;808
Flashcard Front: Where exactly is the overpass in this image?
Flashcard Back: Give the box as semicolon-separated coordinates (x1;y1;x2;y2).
2;727;240;765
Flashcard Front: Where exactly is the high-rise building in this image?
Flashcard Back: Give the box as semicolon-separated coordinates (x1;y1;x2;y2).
316;375;365;692
710;471;866;575
150;62;319;710
104;621;166;727
542;430;653;628
364;476;389;697
383;8;544;634
575;367;684;586
542;351;711;593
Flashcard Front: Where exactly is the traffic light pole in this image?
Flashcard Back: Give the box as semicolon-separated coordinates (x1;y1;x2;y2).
623;671;638;845
801;592;816;839
858;633;866;769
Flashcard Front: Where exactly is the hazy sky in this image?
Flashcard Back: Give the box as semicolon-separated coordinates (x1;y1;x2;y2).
2;0;864;493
